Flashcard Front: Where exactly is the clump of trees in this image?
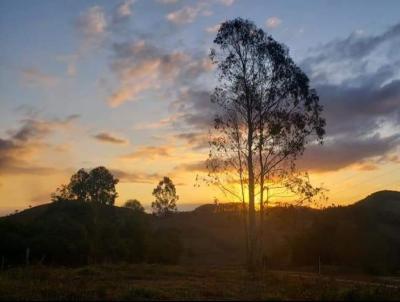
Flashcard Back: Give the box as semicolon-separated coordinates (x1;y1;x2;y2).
51;166;119;205
207;18;326;271
52;168;180;217
151;177;178;217
0;170;183;267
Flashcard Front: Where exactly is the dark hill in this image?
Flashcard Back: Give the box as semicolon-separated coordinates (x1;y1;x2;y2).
1;191;400;275
158;191;400;274
352;190;400;213
0;200;181;266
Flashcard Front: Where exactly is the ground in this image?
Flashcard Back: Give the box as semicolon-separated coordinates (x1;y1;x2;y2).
1;264;400;300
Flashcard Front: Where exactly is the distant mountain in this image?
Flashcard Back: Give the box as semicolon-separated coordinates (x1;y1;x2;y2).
1;191;400;275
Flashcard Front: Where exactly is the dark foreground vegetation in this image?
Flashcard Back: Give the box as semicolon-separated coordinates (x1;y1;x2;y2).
0;200;182;266
1;264;400;300
1;190;400;276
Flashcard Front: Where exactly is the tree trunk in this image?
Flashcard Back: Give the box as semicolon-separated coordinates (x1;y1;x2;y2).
259;177;264;268
247;126;256;271
248;161;256;270
258;131;265;268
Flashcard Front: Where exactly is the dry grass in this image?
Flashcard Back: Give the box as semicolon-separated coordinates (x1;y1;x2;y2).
0;264;399;300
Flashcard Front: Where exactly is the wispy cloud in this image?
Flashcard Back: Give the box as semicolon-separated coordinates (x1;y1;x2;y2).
157;0;179;4
205;23;221;33
173;160;208;173
166;2;212;25
108;40;211;107
76;5;107;38
116;0;134;18
133;113;184;130
111;169;162;184
93;132;128;144
217;0;235;6
112;0;135;24
21;68;59;89
69;5;109;76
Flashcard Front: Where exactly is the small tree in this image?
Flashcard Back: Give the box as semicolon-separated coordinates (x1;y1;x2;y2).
52;166;119;205
151;177;178;217
124;199;145;213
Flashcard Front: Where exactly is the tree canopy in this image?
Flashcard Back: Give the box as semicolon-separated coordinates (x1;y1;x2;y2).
52;166;119;205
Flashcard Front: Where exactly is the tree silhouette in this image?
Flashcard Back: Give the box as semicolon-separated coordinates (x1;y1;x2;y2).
124;199;145;213
86;167;119;205
208;18;325;270
69;169;90;201
151;177;178;217
52;166;119;205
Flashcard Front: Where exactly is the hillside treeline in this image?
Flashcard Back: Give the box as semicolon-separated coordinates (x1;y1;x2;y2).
1;191;400;275
165;191;400;275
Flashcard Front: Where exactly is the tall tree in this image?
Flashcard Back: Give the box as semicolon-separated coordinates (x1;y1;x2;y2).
208;18;325;271
151;177;178;217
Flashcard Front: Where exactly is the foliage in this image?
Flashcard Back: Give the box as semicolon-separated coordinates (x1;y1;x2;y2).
151;177;178;217
52;166;119;205
207;17;325;269
124;199;145;213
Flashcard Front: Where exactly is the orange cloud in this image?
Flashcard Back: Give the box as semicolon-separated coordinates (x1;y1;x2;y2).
121;146;172;160
108;41;194;106
108;39;214;107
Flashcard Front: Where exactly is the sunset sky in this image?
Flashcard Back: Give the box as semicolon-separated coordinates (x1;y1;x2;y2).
1;0;400;214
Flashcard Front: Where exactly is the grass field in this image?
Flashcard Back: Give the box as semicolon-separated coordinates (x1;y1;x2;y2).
1;264;400;300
